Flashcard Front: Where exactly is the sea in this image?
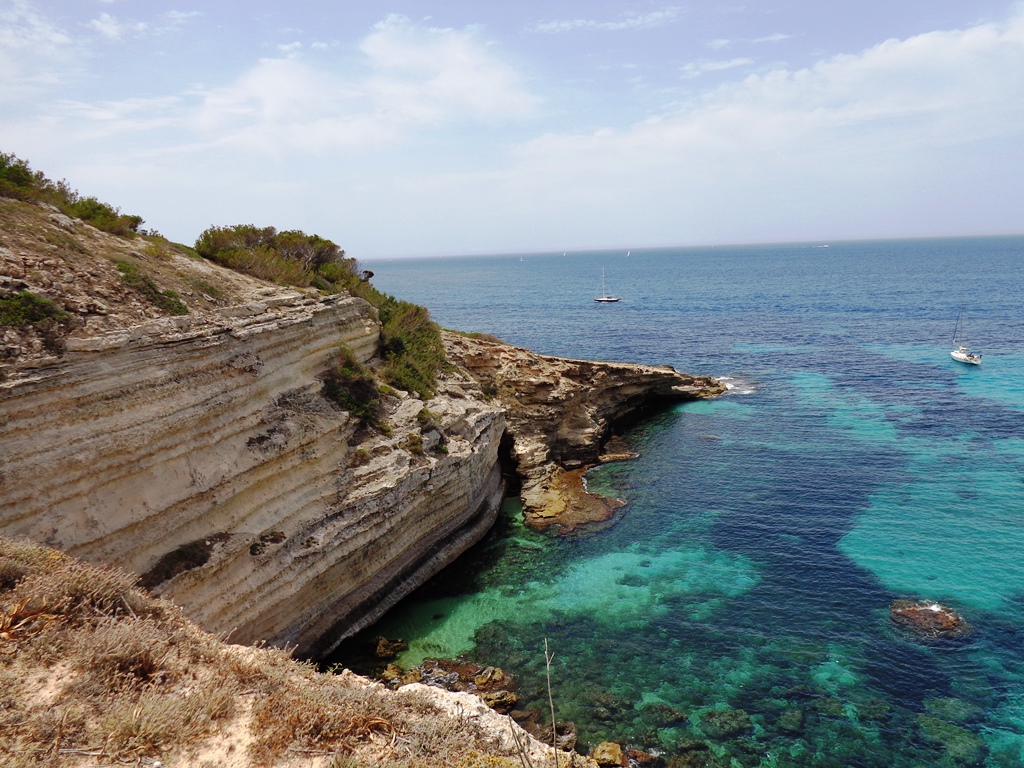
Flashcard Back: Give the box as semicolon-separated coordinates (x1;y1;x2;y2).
340;236;1024;767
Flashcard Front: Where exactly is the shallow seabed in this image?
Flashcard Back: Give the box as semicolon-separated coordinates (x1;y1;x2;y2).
337;237;1024;767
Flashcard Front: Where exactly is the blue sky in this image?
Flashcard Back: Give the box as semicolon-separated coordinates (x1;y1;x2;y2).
2;1;1023;257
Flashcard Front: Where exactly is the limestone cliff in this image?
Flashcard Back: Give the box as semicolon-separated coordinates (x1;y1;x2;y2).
1;199;504;658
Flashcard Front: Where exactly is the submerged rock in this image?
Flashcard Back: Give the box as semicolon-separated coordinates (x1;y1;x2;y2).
698;708;753;739
924;697;984;724
374;636;409;659
890;599;973;641
917;714;986;765
778;707;804;733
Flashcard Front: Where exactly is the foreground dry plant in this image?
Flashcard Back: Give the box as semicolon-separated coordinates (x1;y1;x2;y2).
0;536;586;768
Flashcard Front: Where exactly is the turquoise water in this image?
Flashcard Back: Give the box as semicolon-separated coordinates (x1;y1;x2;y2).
338;237;1024;766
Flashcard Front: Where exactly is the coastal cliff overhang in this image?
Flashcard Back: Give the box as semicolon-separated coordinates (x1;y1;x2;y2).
441;331;726;530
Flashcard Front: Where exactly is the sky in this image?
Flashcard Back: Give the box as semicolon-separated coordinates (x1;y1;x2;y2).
2;1;1023;258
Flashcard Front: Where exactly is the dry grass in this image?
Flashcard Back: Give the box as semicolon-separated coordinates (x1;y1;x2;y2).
0;536;578;768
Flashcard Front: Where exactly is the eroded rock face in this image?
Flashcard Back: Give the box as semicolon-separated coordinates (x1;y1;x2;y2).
0;291;506;657
443;331;725;530
0;203;508;658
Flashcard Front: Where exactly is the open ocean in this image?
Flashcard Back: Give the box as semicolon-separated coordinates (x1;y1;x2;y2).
344;237;1024;766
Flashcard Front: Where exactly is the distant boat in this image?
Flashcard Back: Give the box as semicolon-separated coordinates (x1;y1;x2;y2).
594;268;619;303
950;302;982;365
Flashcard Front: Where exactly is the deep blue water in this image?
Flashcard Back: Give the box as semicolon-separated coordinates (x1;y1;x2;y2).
346;237;1024;766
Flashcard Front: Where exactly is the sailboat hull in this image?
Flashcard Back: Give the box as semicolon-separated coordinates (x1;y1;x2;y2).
951;347;982;365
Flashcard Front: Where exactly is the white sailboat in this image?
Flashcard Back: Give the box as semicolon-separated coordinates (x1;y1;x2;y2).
594;268;619;303
950;302;981;365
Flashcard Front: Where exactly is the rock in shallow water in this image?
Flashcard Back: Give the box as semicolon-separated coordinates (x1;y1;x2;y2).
889;599;973;641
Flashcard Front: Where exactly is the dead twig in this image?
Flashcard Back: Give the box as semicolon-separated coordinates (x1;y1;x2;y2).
544;639;557;768
509;717;536;768
0;598;59;641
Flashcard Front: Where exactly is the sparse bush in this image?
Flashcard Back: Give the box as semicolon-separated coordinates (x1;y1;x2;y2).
11;558;152;621
0;536;64;591
417;408;438;429
404;432;425;455
0;536;560;768
0;290;69;329
349;448;371;467
0;151;144;236
322;345;382;427
116;261;189;315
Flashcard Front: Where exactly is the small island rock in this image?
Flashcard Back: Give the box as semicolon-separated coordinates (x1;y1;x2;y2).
890;599;973;640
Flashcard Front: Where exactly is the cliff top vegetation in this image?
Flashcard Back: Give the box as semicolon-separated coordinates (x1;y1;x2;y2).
1;151;445;399
195;223;446;399
0;153;145;238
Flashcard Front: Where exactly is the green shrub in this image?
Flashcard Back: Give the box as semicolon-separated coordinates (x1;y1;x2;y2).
194;225;357;288
0;291;70;329
378;297;447;399
196;224;448;398
321;346;382;427
116;261;188;316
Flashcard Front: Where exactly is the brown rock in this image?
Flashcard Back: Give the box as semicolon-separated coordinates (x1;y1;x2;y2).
374;636;409;659
480;689;518;713
380;663;403;683
474;665;509;690
890;599;973;640
628;747;666;767
533;721;578;752
442;331;725;532
590;741;628;767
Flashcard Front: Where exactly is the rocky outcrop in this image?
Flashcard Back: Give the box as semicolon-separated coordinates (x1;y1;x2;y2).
443;331;725;530
889;599;973;641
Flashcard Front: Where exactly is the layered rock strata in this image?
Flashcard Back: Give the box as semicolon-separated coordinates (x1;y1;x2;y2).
443;331;726;530
0;288;506;657
1;203;507;657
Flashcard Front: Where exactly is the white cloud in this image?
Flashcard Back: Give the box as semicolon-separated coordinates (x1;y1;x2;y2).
88;12;147;40
0;0;78;102
680;57;754;79
164;11;201;26
531;8;682;34
707;38;731;50
495;9;1024;245
359;15;540;123
8;13;541;161
753;33;792;44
